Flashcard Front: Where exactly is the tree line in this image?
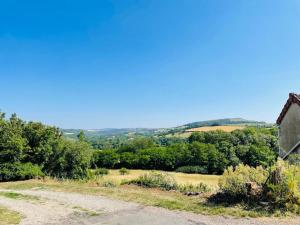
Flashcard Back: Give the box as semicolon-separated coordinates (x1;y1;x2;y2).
92;127;278;174
0;111;279;181
0;112;92;181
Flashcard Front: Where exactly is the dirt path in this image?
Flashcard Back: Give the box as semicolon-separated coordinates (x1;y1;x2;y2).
0;189;299;225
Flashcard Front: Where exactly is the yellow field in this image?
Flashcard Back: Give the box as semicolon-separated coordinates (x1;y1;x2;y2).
102;169;220;187
166;126;246;138
186;125;245;133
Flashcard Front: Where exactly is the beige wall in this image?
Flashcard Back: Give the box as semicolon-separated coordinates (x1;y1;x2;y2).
279;103;300;154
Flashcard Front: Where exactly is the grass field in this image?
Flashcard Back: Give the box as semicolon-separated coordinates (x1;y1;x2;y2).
100;170;220;187
186;125;245;133
166;125;245;138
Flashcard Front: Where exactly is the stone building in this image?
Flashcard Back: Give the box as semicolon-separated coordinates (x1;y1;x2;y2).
277;93;300;158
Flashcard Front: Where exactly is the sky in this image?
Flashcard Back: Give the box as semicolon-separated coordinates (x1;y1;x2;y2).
1;0;300;129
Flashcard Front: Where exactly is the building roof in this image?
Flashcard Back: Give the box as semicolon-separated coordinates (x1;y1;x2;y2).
277;93;300;125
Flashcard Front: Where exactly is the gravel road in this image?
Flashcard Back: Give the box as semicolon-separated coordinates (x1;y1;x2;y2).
0;189;299;225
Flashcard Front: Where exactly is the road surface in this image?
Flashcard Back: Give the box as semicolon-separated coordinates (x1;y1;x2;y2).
0;189;298;225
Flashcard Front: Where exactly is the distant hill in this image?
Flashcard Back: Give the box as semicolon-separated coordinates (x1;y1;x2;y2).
62;128;158;139
186;125;245;133
62;118;273;139
159;118;273;137
182;118;269;129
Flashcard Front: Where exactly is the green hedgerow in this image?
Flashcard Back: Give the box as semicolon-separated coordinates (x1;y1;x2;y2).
176;166;208;174
0;162;44;182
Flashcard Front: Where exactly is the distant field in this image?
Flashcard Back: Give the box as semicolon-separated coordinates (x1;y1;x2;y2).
102;169;220;187
186;125;245;133
166;125;245;138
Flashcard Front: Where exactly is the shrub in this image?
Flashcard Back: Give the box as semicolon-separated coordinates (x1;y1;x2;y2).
94;168;109;176
86;169;96;180
93;150;120;168
0;163;44;182
266;159;300;212
44;139;92;179
287;154;300;166
178;182;211;194
218;164;268;199
128;172;178;190
119;168;129;175
214;160;300;214
102;180;117;188
176;166;208;174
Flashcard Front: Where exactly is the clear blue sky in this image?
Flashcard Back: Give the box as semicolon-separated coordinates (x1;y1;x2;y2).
1;0;300;128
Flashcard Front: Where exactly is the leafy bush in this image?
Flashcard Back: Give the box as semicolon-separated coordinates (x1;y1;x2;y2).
94;168;109;176
128;172;178;190
245;145;276;167
44;139;92;179
216;160;300;214
266;160;300;212
127;172;211;194
287;154;300;166
218;164;268;199
119;168;129;175
178;182;211;193
176;166;208;174
0;112;93;180
0;163;44;182
93;150;120;168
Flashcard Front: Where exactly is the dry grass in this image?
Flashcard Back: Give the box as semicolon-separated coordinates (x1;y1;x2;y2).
0;179;272;218
186;125;245;133
0;206;22;225
101;170;219;187
0;170;296;218
166;126;245;138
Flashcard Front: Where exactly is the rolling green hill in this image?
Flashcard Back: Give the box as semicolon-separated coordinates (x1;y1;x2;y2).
62;118;272;139
182;118;268;129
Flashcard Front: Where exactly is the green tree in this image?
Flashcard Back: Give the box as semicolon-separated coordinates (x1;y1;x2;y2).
246;145;276;167
23;122;61;166
188;142;208;167
77;131;87;142
44;139;92;179
0;114;27;163
93;149;120;168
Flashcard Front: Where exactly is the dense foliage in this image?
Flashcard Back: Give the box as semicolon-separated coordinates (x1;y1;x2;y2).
217;160;300;213
175;166;208;174
0;112;92;180
266;160;300;212
219;164;268;198
0;162;44;182
92;128;278;174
